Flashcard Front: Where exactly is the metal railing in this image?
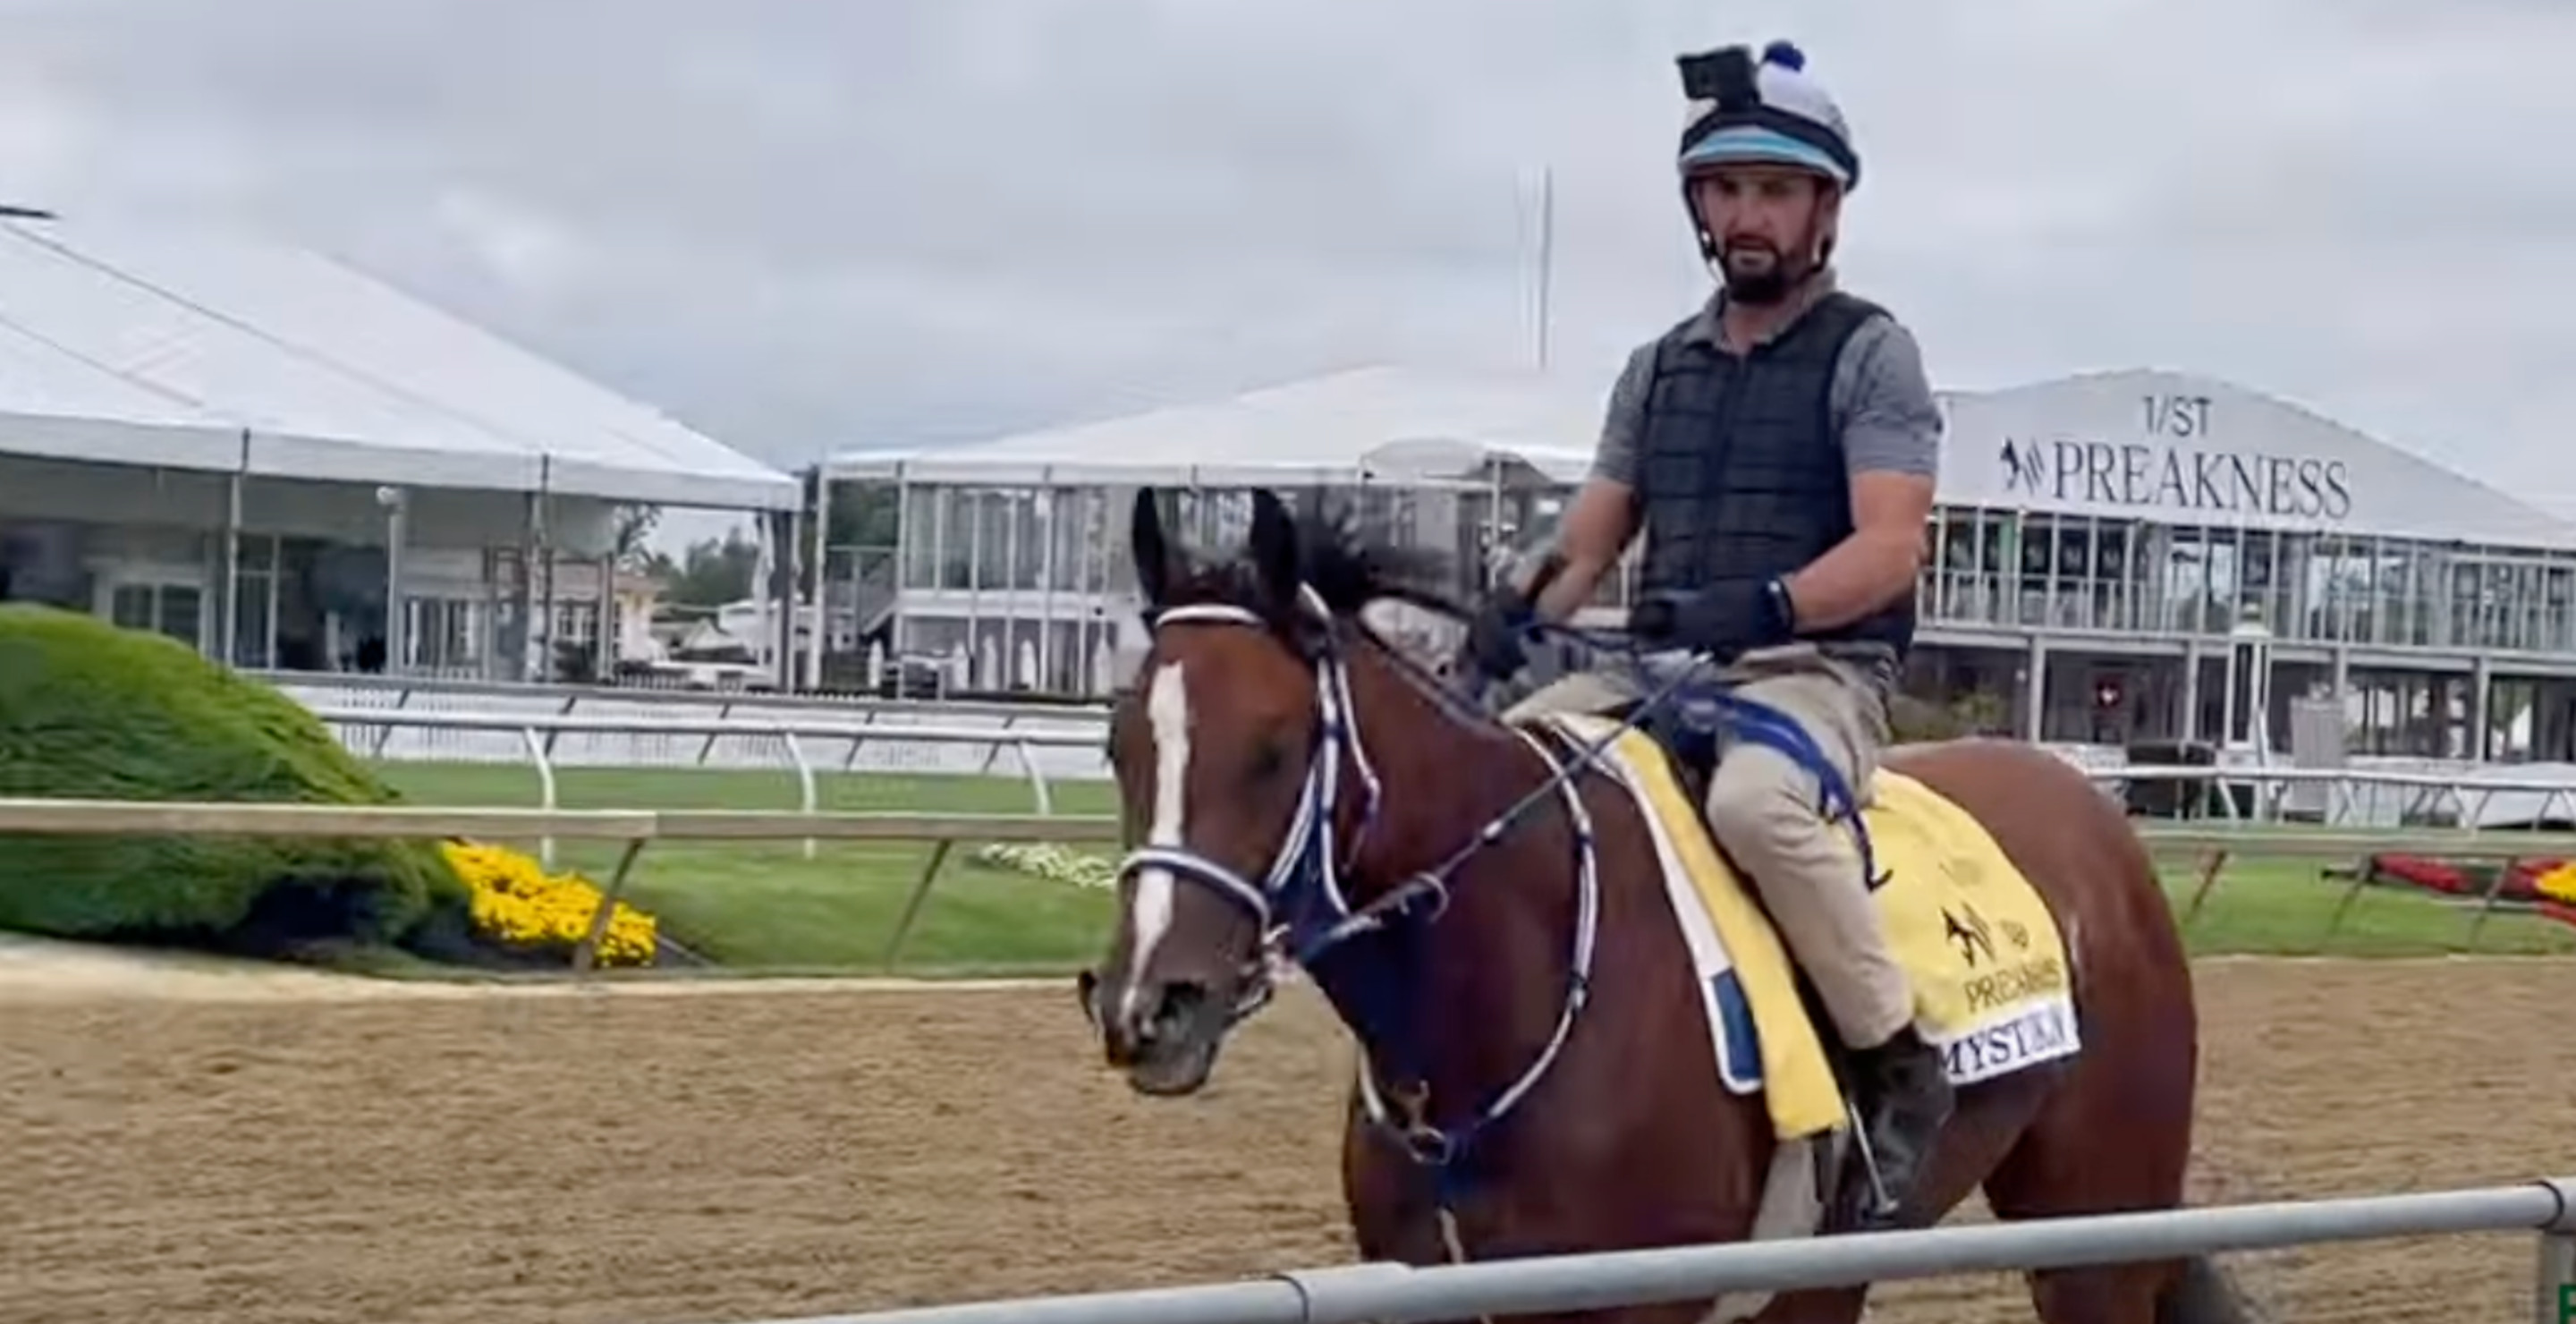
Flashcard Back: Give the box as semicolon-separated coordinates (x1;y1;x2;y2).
256;668;1112;724
258;672;2576;835
716;1178;2576;1322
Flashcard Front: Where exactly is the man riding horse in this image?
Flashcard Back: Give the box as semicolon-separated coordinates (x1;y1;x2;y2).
1463;38;1952;1223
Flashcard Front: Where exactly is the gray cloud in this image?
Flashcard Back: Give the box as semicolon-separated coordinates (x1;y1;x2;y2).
5;0;2575;526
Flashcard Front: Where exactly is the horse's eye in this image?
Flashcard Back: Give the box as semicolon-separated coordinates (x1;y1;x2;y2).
1249;740;1288;783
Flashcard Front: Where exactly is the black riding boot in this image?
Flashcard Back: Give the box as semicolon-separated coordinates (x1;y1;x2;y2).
1847;1024;1953;1228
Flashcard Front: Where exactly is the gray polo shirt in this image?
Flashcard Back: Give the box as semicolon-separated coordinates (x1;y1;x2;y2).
1589;275;1943;694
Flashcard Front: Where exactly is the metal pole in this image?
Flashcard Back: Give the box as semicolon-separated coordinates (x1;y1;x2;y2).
220;437;246;664
2540;1178;2576;1324
808;464;833;692
2539;1232;2575;1324
377;485;408;675
1533;165;1553;371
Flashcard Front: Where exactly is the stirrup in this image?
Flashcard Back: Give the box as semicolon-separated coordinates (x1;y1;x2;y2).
1842;1095;1902;1225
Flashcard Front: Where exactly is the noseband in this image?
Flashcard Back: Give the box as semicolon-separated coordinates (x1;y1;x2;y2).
1113;585;1604;1175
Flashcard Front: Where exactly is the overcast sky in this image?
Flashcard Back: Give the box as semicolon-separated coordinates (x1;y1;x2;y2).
4;0;2572;546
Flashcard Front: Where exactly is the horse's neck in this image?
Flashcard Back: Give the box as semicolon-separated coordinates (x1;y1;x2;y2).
1340;645;1591;1108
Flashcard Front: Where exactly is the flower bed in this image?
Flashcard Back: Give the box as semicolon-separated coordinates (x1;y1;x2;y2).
2366;853;2557;903
439;841;660;967
2365;853;2576;930
972;842;1119;890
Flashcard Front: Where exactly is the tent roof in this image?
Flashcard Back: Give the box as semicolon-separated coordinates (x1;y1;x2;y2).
825;364;1606;488
0;213;799;510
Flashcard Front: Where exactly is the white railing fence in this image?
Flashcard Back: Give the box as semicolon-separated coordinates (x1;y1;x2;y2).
303;706;1103;866
261;673;2576;836
301;704;2576;846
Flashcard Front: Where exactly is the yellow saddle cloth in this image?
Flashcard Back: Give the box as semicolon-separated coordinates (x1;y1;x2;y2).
1532;712;2081;1142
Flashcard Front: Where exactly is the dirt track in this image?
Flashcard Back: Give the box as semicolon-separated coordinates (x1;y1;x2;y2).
4;954;2572;1323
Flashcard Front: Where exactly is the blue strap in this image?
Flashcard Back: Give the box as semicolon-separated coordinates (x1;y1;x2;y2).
1496;618;1887;889
1707;692;1888;891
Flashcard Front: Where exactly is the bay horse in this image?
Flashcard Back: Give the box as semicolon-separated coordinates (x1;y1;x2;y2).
1078;486;2251;1323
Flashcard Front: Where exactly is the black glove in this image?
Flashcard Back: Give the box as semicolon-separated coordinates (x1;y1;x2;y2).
1462;581;1535;683
1627;576;1794;662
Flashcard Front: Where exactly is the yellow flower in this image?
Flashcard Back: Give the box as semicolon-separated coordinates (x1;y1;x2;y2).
2538;862;2576;907
439;840;659;967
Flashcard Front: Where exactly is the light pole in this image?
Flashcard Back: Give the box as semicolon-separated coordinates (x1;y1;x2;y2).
376;485;408;675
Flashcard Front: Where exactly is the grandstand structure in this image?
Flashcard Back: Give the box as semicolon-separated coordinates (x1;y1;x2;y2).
0;210;803;683
820;363;2576;761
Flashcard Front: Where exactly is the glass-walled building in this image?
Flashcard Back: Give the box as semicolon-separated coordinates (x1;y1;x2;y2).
818;366;2576;761
1911;369;2576;760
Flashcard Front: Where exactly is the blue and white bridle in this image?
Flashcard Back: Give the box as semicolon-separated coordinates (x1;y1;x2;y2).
1111;587;1603;1172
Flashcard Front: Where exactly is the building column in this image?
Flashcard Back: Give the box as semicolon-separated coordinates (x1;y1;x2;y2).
378;485;408;675
596;552;616;680
2471;654;2494;762
2024;634;2048;742
218;461;244;666
767;505;800;691
804;466;831;692
2180;638;2201;743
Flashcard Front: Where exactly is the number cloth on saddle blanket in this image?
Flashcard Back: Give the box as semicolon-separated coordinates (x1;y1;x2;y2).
1532;712;2082;1142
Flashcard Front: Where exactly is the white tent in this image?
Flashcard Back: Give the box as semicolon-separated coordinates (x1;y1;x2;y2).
823;364;1612;488
0;212;800;511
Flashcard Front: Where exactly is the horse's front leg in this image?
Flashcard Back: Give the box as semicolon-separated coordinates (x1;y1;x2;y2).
1342;1083;1451;1267
1341;1097;1750;1323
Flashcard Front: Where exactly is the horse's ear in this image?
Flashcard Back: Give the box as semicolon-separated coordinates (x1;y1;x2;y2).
1131;487;1175;607
1246;488;1301;609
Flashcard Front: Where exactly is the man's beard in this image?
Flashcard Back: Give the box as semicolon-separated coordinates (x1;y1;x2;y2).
1718;242;1802;305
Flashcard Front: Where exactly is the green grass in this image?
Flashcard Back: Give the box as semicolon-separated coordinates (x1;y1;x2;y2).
363;760;2576;974
2157;856;2576;957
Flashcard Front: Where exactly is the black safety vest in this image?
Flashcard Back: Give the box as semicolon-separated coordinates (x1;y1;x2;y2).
1631;290;1914;657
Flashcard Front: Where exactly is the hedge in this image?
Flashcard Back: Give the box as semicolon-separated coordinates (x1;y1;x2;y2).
0;603;467;950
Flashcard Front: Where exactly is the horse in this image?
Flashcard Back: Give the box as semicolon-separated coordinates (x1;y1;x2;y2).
1076;485;2251;1323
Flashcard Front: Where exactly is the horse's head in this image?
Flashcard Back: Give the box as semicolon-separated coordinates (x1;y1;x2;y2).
1078;484;1456;1096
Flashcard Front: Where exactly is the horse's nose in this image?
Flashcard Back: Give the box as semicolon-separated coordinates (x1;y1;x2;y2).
1088;972;1204;1067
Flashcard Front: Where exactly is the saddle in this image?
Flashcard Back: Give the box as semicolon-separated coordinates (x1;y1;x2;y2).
1612;693;1723;807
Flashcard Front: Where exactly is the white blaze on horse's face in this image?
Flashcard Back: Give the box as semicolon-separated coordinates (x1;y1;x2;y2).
1119;658;1193;1022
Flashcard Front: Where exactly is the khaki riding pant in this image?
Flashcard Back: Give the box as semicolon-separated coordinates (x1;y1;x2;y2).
1503;642;1914;1050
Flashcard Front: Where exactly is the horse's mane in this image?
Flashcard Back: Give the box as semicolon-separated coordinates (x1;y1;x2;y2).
1136;498;1510;729
1152;501;1478;630
1293;505;1477;625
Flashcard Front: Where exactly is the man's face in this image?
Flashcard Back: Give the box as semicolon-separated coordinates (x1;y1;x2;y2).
1690;164;1836;304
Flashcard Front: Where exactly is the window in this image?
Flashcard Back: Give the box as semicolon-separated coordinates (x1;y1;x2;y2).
109;581;206;649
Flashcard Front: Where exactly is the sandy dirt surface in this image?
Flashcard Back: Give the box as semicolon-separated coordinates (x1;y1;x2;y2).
4;947;2572;1324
